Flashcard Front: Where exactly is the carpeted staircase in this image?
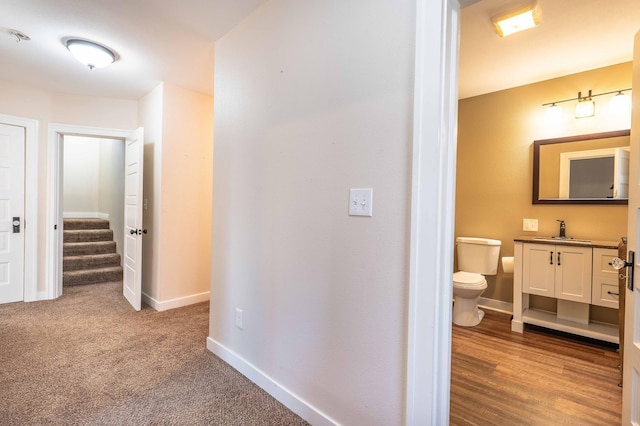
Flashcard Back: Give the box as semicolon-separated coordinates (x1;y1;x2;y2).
63;218;123;286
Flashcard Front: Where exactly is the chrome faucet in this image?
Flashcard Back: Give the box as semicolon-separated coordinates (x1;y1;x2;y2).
557;219;566;238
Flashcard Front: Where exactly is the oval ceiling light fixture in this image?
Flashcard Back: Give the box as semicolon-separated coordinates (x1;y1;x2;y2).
66;38;117;69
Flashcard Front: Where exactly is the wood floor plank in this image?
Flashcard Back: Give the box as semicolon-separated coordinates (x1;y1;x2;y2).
450;310;622;425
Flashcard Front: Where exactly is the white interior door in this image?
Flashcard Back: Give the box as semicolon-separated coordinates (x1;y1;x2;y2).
622;29;640;424
123;128;144;311
615;147;630;199
0;124;25;304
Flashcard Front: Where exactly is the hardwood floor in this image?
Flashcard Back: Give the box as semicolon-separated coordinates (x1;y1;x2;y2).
450;310;622;425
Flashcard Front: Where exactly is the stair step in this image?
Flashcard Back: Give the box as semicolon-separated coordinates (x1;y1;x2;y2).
64;229;114;243
63;266;123;286
64;241;117;256
63;218;110;230
63;253;121;272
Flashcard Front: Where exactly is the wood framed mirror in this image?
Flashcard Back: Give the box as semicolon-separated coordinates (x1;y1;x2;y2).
532;129;630;205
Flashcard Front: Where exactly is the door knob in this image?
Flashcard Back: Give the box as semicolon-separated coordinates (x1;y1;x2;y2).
611;256;632;270
612;251;635;291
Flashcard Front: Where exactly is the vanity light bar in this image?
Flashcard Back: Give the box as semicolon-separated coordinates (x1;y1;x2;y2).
542;88;631;107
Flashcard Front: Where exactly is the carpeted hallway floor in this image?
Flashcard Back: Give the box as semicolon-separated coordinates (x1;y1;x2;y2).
0;282;309;425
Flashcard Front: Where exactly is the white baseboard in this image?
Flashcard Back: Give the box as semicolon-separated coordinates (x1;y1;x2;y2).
142;290;210;311
206;337;338;426
63;212;109;220
478;297;513;315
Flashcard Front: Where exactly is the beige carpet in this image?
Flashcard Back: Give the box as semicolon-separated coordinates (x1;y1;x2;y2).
0;282;309;425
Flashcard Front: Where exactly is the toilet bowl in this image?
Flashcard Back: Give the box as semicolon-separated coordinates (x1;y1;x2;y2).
452;237;501;327
452;271;488;326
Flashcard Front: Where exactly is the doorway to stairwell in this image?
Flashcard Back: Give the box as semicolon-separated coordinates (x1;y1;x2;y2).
46;124;145;311
61;136;125;290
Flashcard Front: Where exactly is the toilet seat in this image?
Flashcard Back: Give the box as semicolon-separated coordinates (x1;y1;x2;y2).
453;271;486;288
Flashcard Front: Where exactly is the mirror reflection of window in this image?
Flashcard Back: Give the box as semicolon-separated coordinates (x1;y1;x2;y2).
558;147;629;199
568;157;614;198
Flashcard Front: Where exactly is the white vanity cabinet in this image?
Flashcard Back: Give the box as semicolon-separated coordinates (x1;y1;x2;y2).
522;243;592;303
512;238;620;343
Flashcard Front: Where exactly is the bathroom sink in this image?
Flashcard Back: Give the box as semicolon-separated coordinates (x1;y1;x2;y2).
532;237;591;244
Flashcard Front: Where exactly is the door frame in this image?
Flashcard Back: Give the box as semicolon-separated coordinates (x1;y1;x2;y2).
0;114;38;302
405;0;460;423
46;124;133;299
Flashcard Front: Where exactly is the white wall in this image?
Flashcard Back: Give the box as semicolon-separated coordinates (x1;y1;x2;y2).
63;136;125;259
0;79;138;295
98;138;125;260
208;1;415;424
63;137;100;212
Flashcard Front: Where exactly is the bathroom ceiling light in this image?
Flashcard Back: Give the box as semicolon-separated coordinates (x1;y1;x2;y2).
66;39;116;69
491;2;542;37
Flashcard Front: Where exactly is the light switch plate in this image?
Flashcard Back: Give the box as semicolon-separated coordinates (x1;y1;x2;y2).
523;218;538;231
349;188;373;217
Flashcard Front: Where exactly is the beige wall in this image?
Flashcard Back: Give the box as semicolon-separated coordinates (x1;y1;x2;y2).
456;62;631;304
139;84;164;301
139;83;214;307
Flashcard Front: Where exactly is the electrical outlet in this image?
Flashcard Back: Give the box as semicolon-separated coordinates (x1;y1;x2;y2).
523;218;538;232
349;188;373;217
235;308;243;329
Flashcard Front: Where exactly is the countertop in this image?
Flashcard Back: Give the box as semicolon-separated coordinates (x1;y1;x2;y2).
514;235;621;249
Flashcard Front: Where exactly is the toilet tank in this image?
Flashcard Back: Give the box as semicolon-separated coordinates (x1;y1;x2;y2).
456;237;502;275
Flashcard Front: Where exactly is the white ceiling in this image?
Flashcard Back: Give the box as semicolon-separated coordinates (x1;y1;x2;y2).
0;0;267;99
460;0;640;99
2;0;640;101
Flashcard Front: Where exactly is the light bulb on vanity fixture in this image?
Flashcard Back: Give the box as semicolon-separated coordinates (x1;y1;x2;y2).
65;38;117;69
610;91;632;115
575;91;595;118
545;103;563;121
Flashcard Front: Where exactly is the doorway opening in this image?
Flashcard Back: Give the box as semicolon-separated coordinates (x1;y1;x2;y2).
61;135;125;290
46;124;144;310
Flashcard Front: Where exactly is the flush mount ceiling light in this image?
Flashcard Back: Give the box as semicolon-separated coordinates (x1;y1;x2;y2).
66;39;116;69
491;1;542;37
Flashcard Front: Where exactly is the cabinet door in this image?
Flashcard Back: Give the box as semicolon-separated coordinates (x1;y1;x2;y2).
554;246;592;303
592;276;620;309
592;248;620;309
522;244;555;296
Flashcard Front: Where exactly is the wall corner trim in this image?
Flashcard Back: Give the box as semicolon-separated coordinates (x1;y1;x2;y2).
206;337;338;426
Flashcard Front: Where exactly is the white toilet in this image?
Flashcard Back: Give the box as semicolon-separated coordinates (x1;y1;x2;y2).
452;237;502;327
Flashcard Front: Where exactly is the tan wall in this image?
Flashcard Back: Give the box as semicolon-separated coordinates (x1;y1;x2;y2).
139;83;214;306
456;62;631;304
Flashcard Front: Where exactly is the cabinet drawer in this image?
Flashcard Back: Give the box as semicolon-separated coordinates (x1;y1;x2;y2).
592;248;619;279
591;276;620;309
